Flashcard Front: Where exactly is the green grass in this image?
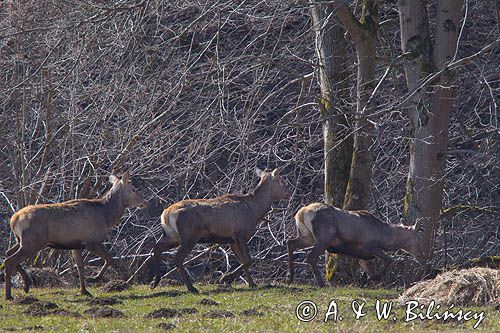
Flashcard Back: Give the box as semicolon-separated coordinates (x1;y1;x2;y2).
0;283;497;332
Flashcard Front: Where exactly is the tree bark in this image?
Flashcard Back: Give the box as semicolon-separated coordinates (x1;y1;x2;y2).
319;0;378;284
310;3;353;284
332;0;378;211
399;0;463;259
310;4;353;208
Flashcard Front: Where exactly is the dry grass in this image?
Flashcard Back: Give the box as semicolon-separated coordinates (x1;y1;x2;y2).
400;268;499;306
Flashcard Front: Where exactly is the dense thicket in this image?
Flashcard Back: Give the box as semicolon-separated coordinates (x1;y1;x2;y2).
0;0;498;286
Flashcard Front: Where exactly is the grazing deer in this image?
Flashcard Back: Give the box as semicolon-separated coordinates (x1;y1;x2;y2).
3;171;147;300
148;168;290;293
287;203;426;287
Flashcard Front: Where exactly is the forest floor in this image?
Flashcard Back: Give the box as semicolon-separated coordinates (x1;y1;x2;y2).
0;282;498;332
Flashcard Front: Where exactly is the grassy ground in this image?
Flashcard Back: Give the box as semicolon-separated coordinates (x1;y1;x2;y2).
0;282;497;332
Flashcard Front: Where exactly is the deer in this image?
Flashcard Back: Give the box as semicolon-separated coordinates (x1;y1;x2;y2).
148;168;290;293
286;202;427;287
3;171;147;300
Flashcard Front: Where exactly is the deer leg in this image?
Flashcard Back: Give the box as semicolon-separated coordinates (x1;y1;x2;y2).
358;259;375;282
72;250;92;297
286;236;313;285
173;242;198;293
4;245;37;300
220;240;255;287
150;235;179;289
238;241;256;288
371;249;391;262
363;247;391;281
16;264;31;293
87;243;124;281
306;243;327;287
219;240;245;284
3;244;31;293
362;245;391;263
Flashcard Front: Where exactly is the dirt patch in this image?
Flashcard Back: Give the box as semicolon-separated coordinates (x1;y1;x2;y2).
400;267;499;307
157;322;176;330
203;310;235;318
145;307;198;319
101;280;130;292
178;307;198;314
241;308;264;317
146;308;179;319
23;301;59;316
84;306;125;318
53;309;81;317
87;296;122;306
199;298;219;306
13;295;39;305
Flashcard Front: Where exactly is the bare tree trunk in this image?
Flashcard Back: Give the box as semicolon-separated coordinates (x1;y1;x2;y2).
310;3;353;285
332;0;378;211
399;0;463;259
343;38;376;210
317;0;378;284
310;5;353;210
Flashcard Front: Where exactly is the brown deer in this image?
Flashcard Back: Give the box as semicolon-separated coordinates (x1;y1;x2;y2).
148;168;290;293
3;171;147;300
287;203;427;287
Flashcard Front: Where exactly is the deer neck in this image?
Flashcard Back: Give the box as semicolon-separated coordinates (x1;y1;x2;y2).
102;183;126;228
387;225;412;251
247;178;273;224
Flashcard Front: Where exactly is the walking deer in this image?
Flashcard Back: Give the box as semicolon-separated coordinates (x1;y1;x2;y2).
3;171;147;300
148;168;290;293
287;203;427;287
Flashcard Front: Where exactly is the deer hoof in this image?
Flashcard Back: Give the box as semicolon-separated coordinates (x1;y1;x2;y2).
188;287;199;294
81;289;93;297
150;277;160;290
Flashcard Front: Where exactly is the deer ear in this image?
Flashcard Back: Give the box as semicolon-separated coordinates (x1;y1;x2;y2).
122;170;130;183
255;167;264;178
271;168;280;177
109;175;119;184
